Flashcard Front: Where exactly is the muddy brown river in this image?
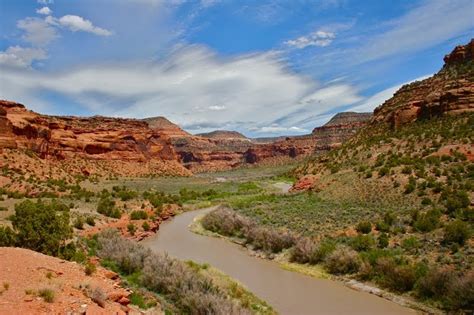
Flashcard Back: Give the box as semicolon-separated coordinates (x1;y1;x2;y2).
143;207;417;315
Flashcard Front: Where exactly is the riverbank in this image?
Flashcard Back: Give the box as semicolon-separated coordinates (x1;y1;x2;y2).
143;206;418;315
191;207;441;315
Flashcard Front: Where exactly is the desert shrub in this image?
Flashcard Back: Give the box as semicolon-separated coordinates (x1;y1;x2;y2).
404;177;417;194
97;229;151;274
85;216;95;226
112;186;138;201
127;223;136;236
38;288;55;303
309;239;337;264
130;210;148;220
290;237;316;263
417;267;474;310
88;286;106;308
375;220;390;232
378;233;389;248
413;208;441;232
356;221;372;234
0;226;16;246
401;236;420;252
245;225;295;253
73;216;85;230
443;220;471;245
96;231;248;314
324;245;360;274
441;189;470;215
142;221;150;231
201;208;248;237
375;257;416;292
85;261;97;276
10;200;72;256
351;234;375;251
97;197;121;218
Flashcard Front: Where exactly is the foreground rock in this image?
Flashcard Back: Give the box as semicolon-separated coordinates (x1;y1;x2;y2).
0;247;139;315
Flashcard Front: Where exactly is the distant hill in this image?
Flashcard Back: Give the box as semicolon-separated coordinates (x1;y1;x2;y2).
196;130;250;141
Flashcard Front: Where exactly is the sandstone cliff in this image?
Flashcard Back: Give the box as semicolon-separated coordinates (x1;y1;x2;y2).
372;39;474;128
0;101;190;177
312;112;372;153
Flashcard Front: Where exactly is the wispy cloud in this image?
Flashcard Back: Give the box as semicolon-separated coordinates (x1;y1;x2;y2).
0;44;365;135
357;0;474;63
52;15;112;36
285;30;336;49
0;46;47;68
17;17;59;46
348;74;432;112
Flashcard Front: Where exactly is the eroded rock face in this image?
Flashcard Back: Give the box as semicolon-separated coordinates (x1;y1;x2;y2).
312;112;372;153
0;101;190;176
373;39;474;128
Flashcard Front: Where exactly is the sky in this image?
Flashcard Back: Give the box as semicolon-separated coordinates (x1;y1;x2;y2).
0;0;473;137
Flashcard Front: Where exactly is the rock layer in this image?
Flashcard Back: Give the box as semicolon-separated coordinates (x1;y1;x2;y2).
312;112;372;153
372;39;474;128
0;101;190;177
0;101;373;174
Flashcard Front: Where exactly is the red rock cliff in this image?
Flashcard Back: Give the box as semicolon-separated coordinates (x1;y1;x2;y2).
372;39;474;128
0;101;190;176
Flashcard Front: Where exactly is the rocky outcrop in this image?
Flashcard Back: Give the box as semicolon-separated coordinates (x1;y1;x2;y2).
373;39;474;128
0;101;190;176
312;112;372;153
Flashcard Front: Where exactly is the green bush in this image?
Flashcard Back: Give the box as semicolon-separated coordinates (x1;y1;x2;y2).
73;217;85;230
10;200;72;256
442;190;470;215
351;235;375;251
378;233;389;248
443;220;471;245
130;210;148;220
413;208;441;232
38;288;55;303
142;221;150;231
85;261;97;276
97;197;121;218
401;236;420;252
0;226;16;246
86;216;95;226
127;223;136;236
356;221;372;234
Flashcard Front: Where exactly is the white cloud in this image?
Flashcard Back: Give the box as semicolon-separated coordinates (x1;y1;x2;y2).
285;30;335;49
56;15;112;36
348;75;432;112
0;46;47;68
37;0;53;4
17;17;59;46
208;105;226;111
251;125;308;134
358;0;474;63
0;45;365;135
36;7;52;15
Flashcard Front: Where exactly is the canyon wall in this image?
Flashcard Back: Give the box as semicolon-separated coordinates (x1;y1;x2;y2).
372;39;474;128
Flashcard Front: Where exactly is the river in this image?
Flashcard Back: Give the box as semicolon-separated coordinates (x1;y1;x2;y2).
143;207;417;315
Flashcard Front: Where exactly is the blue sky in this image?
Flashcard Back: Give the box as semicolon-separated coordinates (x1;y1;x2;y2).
0;0;473;136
